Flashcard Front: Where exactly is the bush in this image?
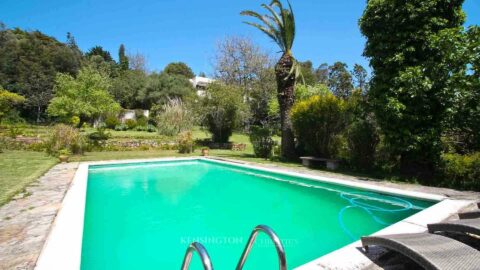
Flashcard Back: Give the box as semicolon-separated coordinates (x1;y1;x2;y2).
105;115;120;129
346;119;379;170
146;124;157;133
440;153;480;191
177;131;194;154
291;93;348;158
70;116;80;127
200;82;246;143
136;117;148;127
249;126;275;159
114;124;128;131
125;119;137;130
135;125;147;131
88;127;111;147
156;98;194;136
45;124;85;155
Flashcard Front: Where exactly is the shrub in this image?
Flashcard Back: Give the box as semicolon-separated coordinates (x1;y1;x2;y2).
114;124;128;131
200;83;246;143
156;98;194;136
88;127;111;147
291;93;348;158
7;125;23;138
440;153;480;191
105;115;120;129
45;124;85;155
346;119;379;170
70;116;80;127
135;125;147;131
125;119;137;130
249;126;275;159
177;131;194;154
136;117;148;127
146;124;157;133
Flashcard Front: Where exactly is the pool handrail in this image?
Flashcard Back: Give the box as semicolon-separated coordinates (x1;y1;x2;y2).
236;225;287;270
180;242;214;270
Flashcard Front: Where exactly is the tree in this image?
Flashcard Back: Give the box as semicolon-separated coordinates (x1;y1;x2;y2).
0;86;25;123
85;46;114;62
47;67;120;120
213;36;276;127
199;82;246;143
315;63;329;85
164;62;194;78
0;27;83;122
110;70;147;108
352;64;368;93
119;44;129;71
128;52;148;72
137;72;194;109
360;0;466;179
328;62;353;99
299;60;316;86
241;0;301;160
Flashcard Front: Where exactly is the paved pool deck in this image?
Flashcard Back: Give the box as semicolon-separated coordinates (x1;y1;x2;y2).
0;157;478;270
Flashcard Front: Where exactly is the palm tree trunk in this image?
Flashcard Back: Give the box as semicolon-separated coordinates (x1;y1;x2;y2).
275;53;296;160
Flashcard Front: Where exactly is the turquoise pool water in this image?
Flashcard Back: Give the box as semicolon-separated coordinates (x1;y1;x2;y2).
81;159;435;270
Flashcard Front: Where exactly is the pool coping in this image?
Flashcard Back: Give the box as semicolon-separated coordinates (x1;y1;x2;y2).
34;157;475;270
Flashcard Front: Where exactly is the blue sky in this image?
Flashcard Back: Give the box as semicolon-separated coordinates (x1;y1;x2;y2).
1;0;479;75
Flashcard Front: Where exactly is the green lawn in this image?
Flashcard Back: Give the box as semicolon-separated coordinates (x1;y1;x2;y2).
0;150;57;206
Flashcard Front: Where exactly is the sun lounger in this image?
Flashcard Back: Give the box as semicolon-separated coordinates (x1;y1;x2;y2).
459;210;480;219
361;233;480;270
428;218;480;236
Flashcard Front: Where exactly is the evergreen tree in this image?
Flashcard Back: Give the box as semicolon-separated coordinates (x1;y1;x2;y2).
119;44;129;71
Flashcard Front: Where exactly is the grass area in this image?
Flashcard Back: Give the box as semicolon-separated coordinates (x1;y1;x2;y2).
0;150;57;206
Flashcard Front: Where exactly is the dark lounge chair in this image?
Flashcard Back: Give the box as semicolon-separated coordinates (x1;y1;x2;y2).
459;210;480;219
361;233;480;270
428;218;480;236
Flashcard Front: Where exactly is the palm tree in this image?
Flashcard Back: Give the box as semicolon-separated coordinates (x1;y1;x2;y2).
241;0;300;160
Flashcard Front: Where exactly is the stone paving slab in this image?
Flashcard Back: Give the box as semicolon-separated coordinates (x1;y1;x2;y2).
0;162;78;270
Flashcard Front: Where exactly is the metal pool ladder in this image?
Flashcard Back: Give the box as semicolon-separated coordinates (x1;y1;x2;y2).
180;242;214;270
236;225;287;270
180;225;287;270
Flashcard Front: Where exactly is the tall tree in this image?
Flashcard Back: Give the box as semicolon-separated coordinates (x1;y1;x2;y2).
0;27;83;122
315;63;329;85
137;72;194;109
241;0;301;160
86;46;113;62
299;60;316;86
328;62;353;99
119;44;129;71
360;0;466;179
352;64;368;93
164;62;195;78
128;52;148;72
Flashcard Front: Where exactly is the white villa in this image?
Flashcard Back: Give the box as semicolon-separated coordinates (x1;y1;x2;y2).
189;76;215;96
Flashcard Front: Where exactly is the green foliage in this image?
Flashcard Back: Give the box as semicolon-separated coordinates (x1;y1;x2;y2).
146;124;157;133
88;127;111;147
164;62;195;78
291;93;348;158
70;116;80;127
0;87;25;123
114;124;128;131
110;70;147;108
137;72;194;109
328;62;353;99
105;115;120;129
359;0;466;178
441;153;480;191
118;44;129;71
346;119;379;171
299;61;317;86
177;131;194;154
249;126;275;159
45;124;85;155
125;119;137;130
295;84;329;101
85;46;113;62
352;64;368;93
47;66;121;120
156;98;194;136
200;83;246;143
0;27;83;121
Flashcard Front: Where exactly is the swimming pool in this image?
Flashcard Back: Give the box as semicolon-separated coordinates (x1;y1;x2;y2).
79;159;436;270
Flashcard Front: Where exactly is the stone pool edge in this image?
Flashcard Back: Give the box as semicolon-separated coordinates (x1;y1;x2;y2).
34;157;473;270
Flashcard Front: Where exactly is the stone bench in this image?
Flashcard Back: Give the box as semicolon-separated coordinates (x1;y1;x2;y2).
300;156;340;170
